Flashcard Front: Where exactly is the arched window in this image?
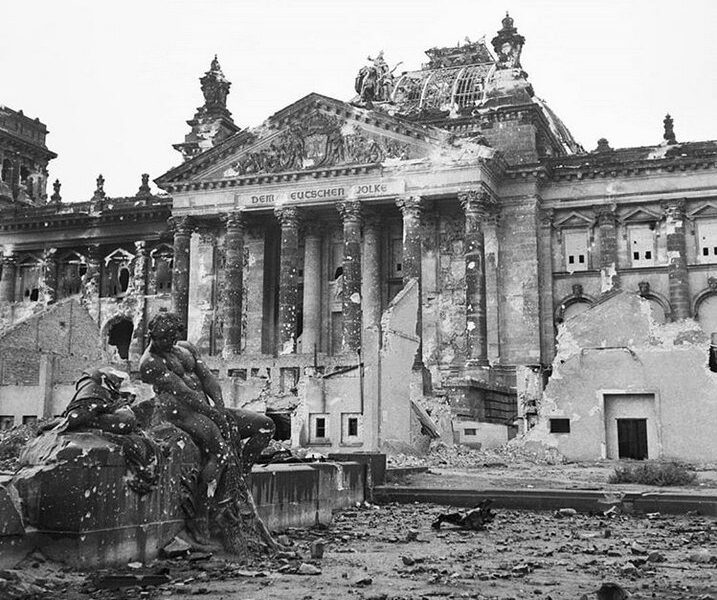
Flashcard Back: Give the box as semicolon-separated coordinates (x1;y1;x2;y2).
57;251;87;299
18;255;41;302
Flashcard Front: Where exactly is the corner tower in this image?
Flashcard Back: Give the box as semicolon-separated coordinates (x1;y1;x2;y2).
174;56;240;161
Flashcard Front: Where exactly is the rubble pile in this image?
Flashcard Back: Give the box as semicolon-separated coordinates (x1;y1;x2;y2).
0;421;44;472
388;439;566;469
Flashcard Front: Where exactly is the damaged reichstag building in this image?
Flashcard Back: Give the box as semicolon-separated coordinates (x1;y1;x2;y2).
2;14;717;462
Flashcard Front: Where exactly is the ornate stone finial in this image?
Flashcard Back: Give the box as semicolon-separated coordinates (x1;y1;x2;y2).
638;281;651;297
93;174;106;200
274;205;301;228
201;55;231;113
663;114;677;145
137;173;151;197
396;195;423;219
491;11;525;69
595;138;613;153
50;179;62;203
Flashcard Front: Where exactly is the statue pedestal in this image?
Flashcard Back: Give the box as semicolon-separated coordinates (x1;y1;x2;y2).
10;425;200;567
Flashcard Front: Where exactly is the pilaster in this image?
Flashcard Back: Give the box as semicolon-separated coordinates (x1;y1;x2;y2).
275;206;301;355
337;199;363;355
169;216;193;336
223;211;245;356
662;199;690;319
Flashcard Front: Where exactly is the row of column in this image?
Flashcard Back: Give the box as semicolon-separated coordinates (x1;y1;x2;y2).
596;199;690;319
170;190;494;366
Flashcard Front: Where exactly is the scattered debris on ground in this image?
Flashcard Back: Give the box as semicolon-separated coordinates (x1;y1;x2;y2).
1;502;714;599
388;439;567;469
431;499;495;530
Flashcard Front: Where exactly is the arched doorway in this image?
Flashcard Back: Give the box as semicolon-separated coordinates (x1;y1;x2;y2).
107;318;134;360
697;294;717;336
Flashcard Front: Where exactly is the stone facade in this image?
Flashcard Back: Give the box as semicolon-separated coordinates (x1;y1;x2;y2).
2;14;717;459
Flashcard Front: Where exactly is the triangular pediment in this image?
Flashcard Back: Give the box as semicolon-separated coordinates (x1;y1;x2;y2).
156;94;450;188
619;207;662;223
688;202;717;219
554;211;594;228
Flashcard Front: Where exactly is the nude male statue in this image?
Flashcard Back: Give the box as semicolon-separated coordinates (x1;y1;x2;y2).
139;312;275;539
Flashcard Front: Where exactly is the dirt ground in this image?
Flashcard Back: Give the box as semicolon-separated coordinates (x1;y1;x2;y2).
390;461;717;494
3;502;716;600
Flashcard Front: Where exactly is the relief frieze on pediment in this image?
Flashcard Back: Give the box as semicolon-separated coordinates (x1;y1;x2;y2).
221;112;412;178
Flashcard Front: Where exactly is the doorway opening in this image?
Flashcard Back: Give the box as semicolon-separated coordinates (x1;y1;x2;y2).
617;418;648;460
108;318;134;360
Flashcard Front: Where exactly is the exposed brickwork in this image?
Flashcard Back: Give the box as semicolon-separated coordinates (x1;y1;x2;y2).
596;207;620;293
663;200;691;319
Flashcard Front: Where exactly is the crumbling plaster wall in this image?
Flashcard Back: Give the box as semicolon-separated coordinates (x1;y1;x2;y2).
528;291;717;462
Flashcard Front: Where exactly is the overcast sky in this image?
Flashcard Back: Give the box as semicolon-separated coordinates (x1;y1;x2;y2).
2;0;716;201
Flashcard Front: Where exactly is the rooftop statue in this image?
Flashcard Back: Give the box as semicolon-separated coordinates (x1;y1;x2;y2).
354;51;402;107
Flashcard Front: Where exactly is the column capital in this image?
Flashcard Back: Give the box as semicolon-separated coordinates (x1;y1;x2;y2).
538;207;554;228
195;225;219;245
458;189;495;215
336;199;362;224
274;205;301;228
0;253;16;266
168;215;193;235
222;210;246;231
86;243;102;261
595;203;617;226
396;195;422;218
42;248;57;261
134;240;147;256
661;198;686;220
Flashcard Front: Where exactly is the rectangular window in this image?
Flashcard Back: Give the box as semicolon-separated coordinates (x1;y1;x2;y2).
315;417;326;438
698;220;717;265
629;226;656;267
563;230;589;272
549;418;571;433
0;416;14;431
348;417;358;437
22;415;37;426
464;428;477;436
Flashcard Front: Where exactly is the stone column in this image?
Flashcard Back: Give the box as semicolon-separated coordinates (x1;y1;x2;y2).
596;205;620;294
82;244;102;321
362;210;382;332
337;200;363;354
458;190;491;368
0;254;16;303
396;196;423;284
170;216;192;336
538;208;555;363
41;248;58;305
302;222;323;355
129;241;149;359
663;199;690;319
275;206;301;355
223;211;245;355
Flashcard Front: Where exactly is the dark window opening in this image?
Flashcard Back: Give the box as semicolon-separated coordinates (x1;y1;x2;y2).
704;248;710;256
396;262;402;272
315;417;326;438
347;417;358;437
118;267;130;293
644;251;652;260
464;428;477;436
578;255;585;263
568;256;575;264
0;416;14;431
108;318;134;360
22;415;37;425
268;412;291;441
550;418;571;433
333;266;343;280
617;418;648;460
29;288;39;302
713;247;717;255
633;252;640;260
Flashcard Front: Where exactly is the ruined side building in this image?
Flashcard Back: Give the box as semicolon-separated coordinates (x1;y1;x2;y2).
2;15;717;460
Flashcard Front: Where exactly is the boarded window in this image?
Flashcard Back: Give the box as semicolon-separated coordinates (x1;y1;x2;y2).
628;226;655;267
550;418;571;433
563;230;589;272
697;220;717;264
